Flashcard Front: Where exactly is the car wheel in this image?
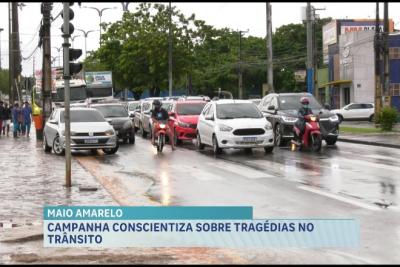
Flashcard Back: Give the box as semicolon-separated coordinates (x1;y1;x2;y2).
52;135;65;156
325;136;337;146
103;143;119;155
369;114;374;122
140;123;147;138
212;135;222;155
264;146;274;153
196;132;205;151
337;114;344;123
274;124;284;147
129;130;135;144
174;129;182;146
43;134;52;153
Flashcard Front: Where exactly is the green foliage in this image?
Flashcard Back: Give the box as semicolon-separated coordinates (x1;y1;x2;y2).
379;107;398;131
85;3;332;98
0;69;10;96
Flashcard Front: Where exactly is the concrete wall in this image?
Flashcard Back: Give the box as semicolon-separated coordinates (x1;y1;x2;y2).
339;30;375;105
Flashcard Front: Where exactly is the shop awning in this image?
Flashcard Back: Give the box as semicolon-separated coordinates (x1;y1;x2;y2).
321;80;352;87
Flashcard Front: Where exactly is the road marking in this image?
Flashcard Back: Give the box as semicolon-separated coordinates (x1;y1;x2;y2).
298;186;381;211
207;161;274;179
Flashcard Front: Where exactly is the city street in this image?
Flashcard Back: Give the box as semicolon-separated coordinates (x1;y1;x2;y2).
72;135;400;264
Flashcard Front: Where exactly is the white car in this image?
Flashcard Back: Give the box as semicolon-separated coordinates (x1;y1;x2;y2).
332;103;374;122
43;107;118;155
196;100;274;154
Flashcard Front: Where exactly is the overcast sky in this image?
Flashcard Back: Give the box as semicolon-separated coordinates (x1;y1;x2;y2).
0;2;399;77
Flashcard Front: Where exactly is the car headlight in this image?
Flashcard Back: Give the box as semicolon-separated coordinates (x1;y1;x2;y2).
178;121;191;128
219;124;233;132
329;114;339;122
264;122;272;130
159;124;166;129
282;116;298;123
105;129;115;136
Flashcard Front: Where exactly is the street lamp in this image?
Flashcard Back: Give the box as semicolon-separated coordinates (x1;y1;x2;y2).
0;28;3;70
121;2;130;12
52;46;62;67
83;6;117;46
76;29;96;58
70;35;80;48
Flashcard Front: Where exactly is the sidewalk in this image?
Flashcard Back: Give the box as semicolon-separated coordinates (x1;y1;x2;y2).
338;131;400;149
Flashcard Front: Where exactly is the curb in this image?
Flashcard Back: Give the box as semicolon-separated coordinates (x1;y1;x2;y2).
338;138;400;149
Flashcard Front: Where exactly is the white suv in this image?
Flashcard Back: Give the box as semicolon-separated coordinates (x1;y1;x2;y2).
196;100;274;154
332;103;374;122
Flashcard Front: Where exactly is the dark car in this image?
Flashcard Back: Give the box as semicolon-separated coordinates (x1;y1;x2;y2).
91;103;135;144
258;93;340;146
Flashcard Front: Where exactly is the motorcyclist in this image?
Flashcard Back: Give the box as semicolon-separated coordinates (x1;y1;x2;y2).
151;100;175;150
294;97;313;143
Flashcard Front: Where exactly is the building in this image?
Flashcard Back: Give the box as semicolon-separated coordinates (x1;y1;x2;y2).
321;19;400;110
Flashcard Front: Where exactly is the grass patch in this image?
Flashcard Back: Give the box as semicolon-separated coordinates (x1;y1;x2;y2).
340;126;383;134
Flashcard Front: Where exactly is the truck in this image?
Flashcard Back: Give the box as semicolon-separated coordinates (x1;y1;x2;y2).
52;78;88;109
84;71;114;104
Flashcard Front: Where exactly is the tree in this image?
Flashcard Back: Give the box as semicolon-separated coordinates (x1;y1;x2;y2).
0;69;10;96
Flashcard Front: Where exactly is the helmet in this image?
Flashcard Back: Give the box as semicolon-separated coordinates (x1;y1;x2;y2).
300;97;309;105
153;100;162;107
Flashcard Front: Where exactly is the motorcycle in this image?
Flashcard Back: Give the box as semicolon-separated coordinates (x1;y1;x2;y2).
153;121;167;153
291;114;322;152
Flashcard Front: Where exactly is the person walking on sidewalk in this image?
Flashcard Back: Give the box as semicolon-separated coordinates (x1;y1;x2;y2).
11;103;22;138
21;101;32;137
2;103;11;136
0;101;4;137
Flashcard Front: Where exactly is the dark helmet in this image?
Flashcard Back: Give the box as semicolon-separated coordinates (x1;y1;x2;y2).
300;97;310;105
153;99;162;107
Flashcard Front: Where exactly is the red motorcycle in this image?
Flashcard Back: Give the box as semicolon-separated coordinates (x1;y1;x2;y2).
153;120;168;153
291;114;322;152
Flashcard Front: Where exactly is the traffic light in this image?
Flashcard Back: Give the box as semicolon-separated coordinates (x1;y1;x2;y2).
69;48;83;75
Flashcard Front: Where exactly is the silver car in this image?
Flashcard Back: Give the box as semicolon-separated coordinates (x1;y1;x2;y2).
43;107;119;155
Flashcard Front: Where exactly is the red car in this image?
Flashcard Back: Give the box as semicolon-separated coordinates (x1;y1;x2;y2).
168;101;207;145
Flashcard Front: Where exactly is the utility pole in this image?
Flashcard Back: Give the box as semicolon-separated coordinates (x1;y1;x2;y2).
383;2;390;107
8;2;13;104
266;3;273;93
12;2;22;105
63;3;72;187
374;2;382;126
168;1;173;96
40;2;53;141
0;28;3;70
238;29;249;99
306;2;314;95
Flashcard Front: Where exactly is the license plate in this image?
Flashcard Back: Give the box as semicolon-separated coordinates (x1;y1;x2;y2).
84;139;99;144
242;137;257;142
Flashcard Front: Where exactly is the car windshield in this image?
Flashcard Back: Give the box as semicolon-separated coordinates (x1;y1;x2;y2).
128;102;139;111
56;86;87;101
216;103;263;119
86;86;113;98
93;105;128;118
60;110;105;123
177;103;206;115
279;95;322;110
162;103;173;111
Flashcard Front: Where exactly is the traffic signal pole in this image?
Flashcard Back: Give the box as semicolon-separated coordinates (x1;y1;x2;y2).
63;2;72;187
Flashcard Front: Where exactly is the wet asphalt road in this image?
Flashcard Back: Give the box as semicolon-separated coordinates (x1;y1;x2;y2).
76;135;400;263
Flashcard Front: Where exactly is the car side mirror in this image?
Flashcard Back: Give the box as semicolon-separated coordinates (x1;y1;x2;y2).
49;119;58;125
344;107;349;110
205;115;214;121
129;113;135;118
267;105;275;111
169;112;175;117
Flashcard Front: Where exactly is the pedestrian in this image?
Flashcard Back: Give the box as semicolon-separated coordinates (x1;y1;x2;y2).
2;103;11;136
21;101;32;137
0;101;4;137
11;103;21;138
